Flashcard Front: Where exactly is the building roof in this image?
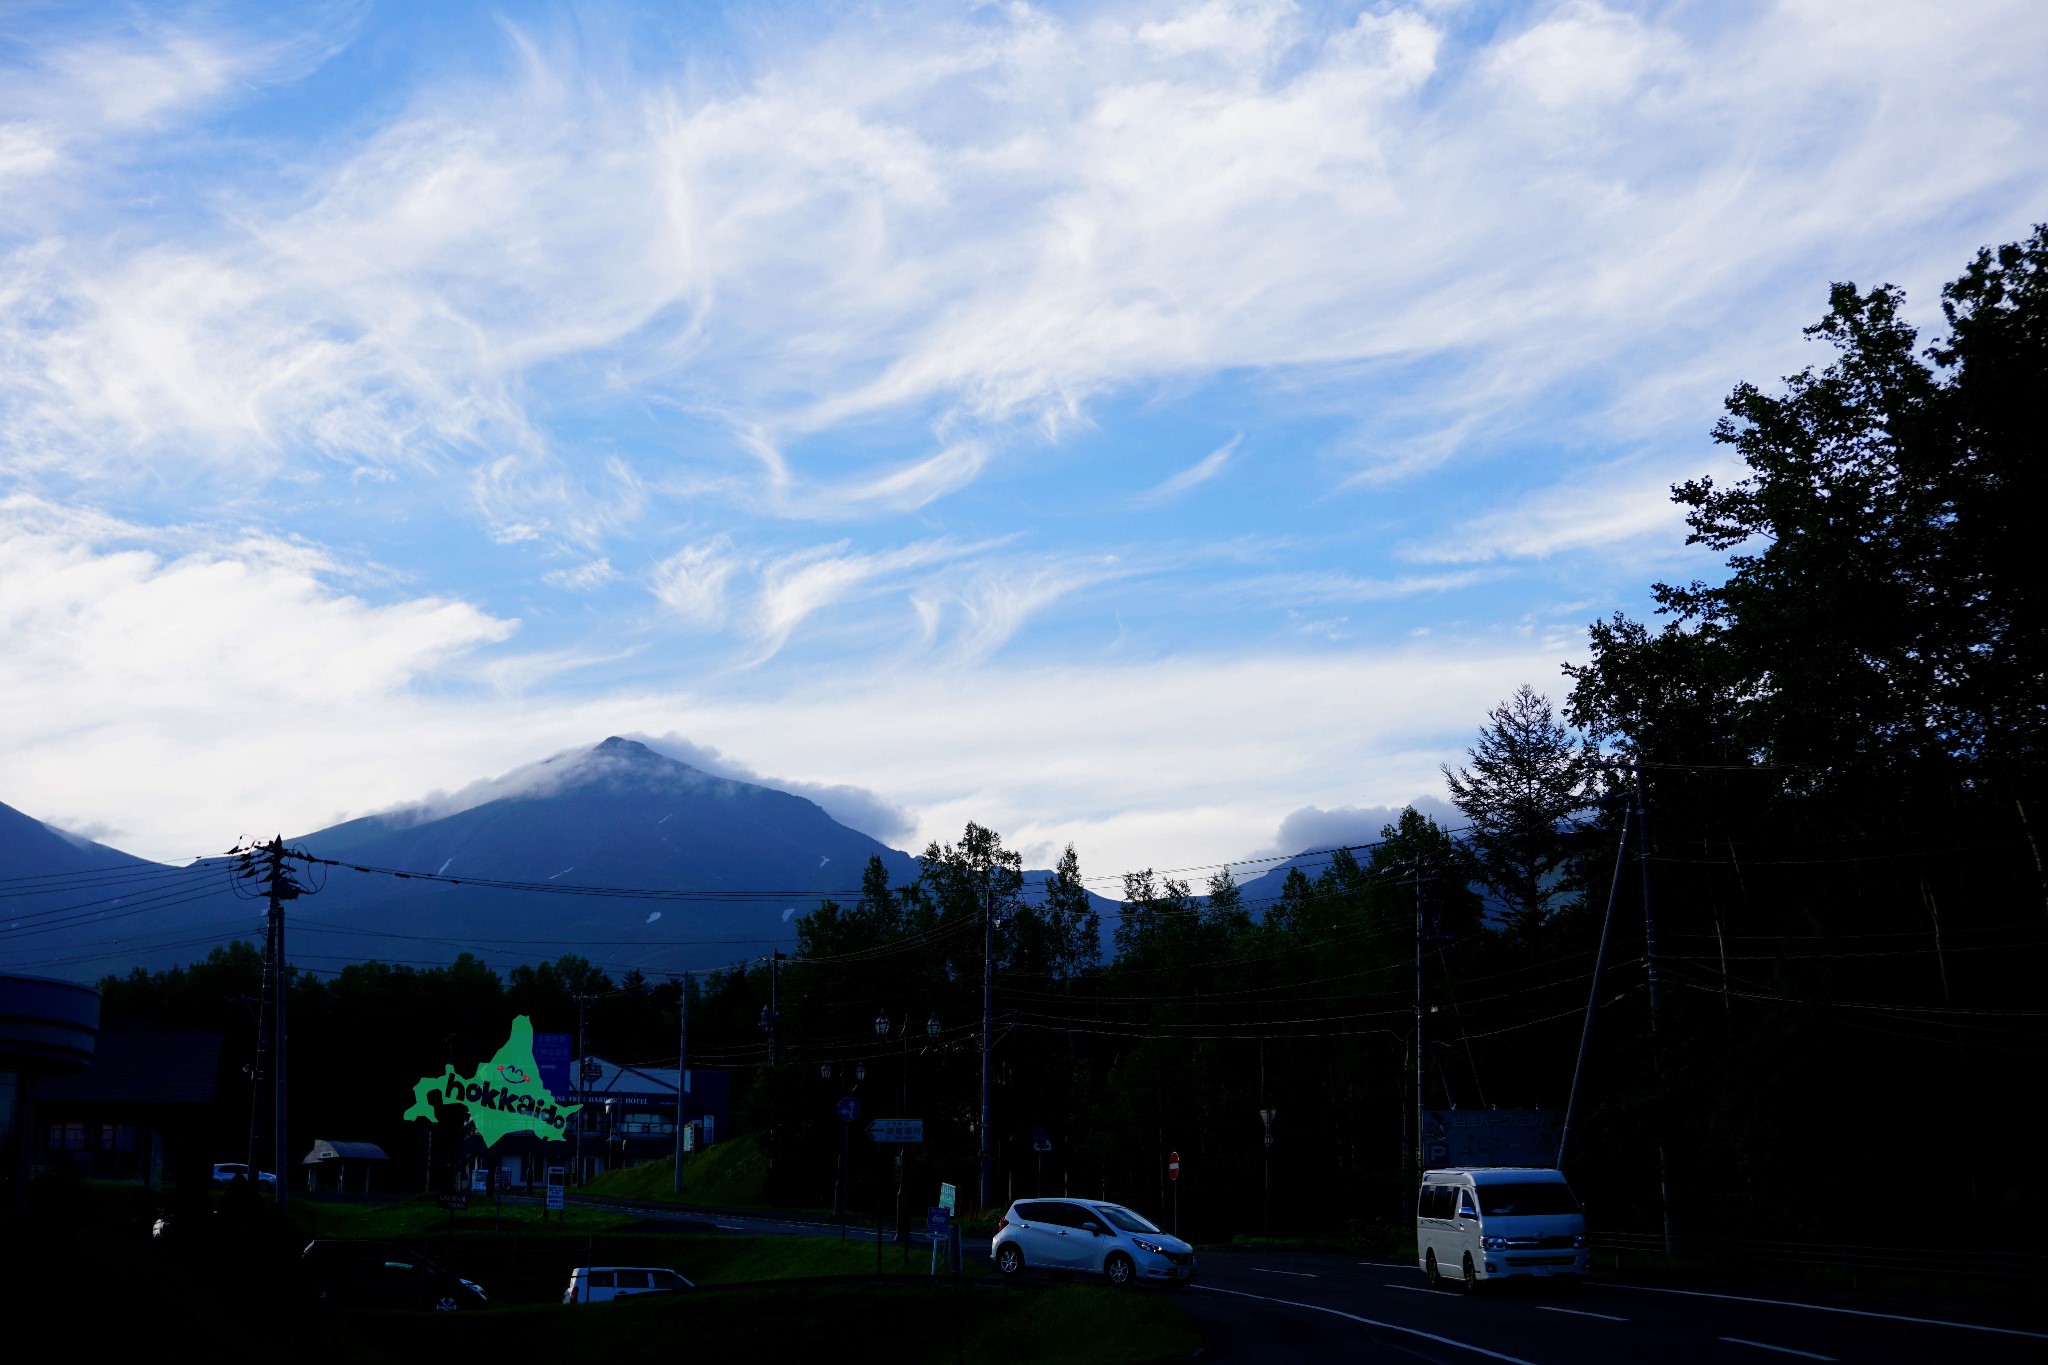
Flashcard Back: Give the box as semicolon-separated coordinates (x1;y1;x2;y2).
303;1139;390;1164
35;1021;222;1106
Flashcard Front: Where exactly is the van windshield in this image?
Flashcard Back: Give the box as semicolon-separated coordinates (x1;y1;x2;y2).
1476;1183;1580;1217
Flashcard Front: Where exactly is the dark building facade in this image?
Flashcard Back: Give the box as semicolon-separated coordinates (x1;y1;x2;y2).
34;1021;227;1189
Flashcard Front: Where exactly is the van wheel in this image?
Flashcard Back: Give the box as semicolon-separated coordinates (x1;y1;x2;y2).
997;1243;1025;1277
1425;1249;1442;1287
1461;1254;1478;1293
1104;1253;1135;1287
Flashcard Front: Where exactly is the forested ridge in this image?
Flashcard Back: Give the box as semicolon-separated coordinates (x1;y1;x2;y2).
103;229;2048;1251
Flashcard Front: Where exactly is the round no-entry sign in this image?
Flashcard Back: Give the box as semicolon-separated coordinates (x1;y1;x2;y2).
1169;1151;1180;1180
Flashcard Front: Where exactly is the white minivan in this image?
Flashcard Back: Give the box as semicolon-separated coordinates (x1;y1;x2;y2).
1416;1167;1588;1289
562;1266;693;1304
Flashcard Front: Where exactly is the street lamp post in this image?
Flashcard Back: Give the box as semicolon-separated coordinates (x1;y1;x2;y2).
1260;1108;1276;1236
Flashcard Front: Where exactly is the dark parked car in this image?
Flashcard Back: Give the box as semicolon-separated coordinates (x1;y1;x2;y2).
301;1240;489;1311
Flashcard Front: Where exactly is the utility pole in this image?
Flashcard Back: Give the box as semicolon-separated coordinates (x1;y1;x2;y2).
1558;798;1632;1171
769;953;782;1068
1636;768;1674;1257
234;837;304;1211
575;992;588;1187
673;974;689;1195
269;837;290;1212
1414;856;1427;1179
979;872;995;1213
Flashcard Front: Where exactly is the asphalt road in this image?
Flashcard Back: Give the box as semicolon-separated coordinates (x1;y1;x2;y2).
523;1197;2046;1363
1184;1250;2048;1365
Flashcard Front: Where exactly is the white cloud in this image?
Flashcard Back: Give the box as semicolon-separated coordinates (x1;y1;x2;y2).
1135;435;1237;506
0;496;1569;873
2;0;2038;529
545;558;619;592
650;538;738;628
1405;456;1739;564
1261;796;1460;859
911;557;1133;661
750;537;983;662
0;496;518;859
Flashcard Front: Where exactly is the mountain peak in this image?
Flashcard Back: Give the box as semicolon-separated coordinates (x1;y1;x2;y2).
592;735;657;758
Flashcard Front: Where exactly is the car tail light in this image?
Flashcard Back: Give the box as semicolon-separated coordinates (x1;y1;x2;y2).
996;1215;1008;1232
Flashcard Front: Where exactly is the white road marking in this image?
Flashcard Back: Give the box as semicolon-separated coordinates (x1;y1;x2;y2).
1719;1337;1836;1361
1381;1283;1436;1293
1196;1285;1539;1364
1538;1305;1628;1322
1608;1284;2048;1341
1252;1267;1319;1277
715;1223;746;1230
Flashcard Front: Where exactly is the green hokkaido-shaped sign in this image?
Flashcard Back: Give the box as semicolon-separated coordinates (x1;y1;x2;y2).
403;1015;581;1148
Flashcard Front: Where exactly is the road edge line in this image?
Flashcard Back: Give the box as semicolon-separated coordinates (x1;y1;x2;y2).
1194;1284;1539;1364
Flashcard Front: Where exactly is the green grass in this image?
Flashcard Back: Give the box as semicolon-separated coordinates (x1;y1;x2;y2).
345;1279;1201;1365
293;1194;640;1240
6;1180;1195;1365
579;1132;771;1207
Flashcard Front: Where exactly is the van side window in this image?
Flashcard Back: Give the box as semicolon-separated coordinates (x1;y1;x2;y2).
1459;1189;1477;1217
588;1271;615;1288
616;1270;650;1290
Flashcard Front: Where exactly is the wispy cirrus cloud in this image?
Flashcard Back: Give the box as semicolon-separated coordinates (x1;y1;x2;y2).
1136;435;1238;506
3;0;2039;537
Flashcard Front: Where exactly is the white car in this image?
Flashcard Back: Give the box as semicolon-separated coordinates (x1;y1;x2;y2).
562;1266;693;1304
1416;1166;1589;1288
992;1198;1196;1287
210;1162;277;1191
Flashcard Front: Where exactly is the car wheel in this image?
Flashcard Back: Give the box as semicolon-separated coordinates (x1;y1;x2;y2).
996;1243;1025;1277
435;1294;461;1312
1425;1249;1441;1287
1104;1252;1135;1287
1461;1254;1478;1293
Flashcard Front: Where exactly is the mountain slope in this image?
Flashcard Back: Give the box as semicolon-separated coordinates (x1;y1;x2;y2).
1;739;1121;981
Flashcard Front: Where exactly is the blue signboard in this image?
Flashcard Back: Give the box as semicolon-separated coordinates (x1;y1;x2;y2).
1422;1108;1558;1168
927;1206;952;1233
867;1118;923;1143
837;1095;861;1123
533;1032;574;1102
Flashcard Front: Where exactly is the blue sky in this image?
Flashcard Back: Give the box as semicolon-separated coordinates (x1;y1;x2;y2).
2;0;2044;876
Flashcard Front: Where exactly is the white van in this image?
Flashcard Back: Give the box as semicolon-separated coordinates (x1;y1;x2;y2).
561;1266;693;1304
1416;1167;1588;1289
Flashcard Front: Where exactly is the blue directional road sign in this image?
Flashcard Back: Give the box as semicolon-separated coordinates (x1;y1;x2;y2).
837;1096;861;1123
867;1118;924;1143
927;1206;952;1233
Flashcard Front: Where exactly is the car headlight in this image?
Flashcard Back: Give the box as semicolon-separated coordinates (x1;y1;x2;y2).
459;1279;488;1300
1131;1239;1167;1255
1481;1236;1510;1251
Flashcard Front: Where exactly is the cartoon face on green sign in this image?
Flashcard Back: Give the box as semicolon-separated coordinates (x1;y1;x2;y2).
403;1015;581;1148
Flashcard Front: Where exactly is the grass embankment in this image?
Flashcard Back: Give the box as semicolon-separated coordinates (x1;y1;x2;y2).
579;1131;770;1206
294;1194;639;1239
9;1180;1197;1365
290;1194;968;1304
347;1280;1200;1365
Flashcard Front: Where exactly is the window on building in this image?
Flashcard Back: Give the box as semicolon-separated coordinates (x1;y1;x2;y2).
47;1121;85;1151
